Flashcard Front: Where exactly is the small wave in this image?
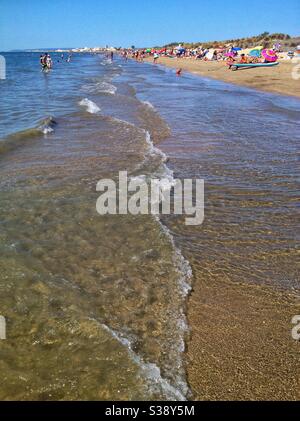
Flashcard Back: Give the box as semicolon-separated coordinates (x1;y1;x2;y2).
145;131;168;163
0;116;56;155
142;100;156;110
95;117;192;399
155;216;192;297
79;98;101;114
82;81;117;95
133;135;193;295
101;323;187;401
101;58;113;66
95;81;117;95
38;116;57;135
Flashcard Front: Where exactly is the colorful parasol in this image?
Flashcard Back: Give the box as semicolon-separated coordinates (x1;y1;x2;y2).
249;49;261;57
224;52;235;57
261;49;278;62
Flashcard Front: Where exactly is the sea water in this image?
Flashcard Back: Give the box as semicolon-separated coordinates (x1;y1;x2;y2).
0;52;299;400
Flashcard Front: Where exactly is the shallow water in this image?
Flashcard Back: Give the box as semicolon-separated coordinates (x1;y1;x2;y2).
0;53;191;400
0;53;299;400
125;62;300;291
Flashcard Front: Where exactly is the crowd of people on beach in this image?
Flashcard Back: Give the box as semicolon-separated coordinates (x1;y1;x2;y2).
120;42;299;67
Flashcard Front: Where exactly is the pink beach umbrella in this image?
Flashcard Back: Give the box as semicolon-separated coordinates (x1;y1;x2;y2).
261;49;278;62
224;52;235;57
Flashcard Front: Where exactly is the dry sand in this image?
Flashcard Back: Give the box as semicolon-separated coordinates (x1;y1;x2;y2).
146;57;300;98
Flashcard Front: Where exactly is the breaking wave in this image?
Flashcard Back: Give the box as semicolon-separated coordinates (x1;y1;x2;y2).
79;98;101;114
0;116;56;155
95;81;117;95
142;100;156;110
82;81;117;95
101;323;188;401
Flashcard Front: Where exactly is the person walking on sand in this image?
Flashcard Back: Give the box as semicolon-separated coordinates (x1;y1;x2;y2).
153;53;159;64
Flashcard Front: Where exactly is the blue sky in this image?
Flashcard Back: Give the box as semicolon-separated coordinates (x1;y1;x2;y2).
0;0;299;50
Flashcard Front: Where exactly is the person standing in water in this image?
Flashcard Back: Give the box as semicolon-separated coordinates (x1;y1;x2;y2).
40;53;48;71
40;53;52;71
40;54;45;69
46;54;52;69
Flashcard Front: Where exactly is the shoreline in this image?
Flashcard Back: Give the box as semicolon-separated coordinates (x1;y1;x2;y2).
144;57;300;98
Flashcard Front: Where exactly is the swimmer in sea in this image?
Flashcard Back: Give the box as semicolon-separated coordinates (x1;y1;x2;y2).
40;53;48;71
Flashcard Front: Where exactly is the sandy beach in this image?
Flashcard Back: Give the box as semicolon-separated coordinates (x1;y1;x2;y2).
145;57;300;98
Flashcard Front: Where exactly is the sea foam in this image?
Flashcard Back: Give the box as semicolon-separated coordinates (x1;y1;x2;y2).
100;322;187;401
79;98;101;114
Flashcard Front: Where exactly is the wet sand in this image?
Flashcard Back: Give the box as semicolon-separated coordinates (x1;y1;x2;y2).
142;56;300;400
187;275;300;400
145;57;300;98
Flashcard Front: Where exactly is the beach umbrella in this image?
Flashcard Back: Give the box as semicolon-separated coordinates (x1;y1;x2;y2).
261;49;278;62
146;49;151;53
224;52;235;57
249;49;261;57
232;47;242;51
